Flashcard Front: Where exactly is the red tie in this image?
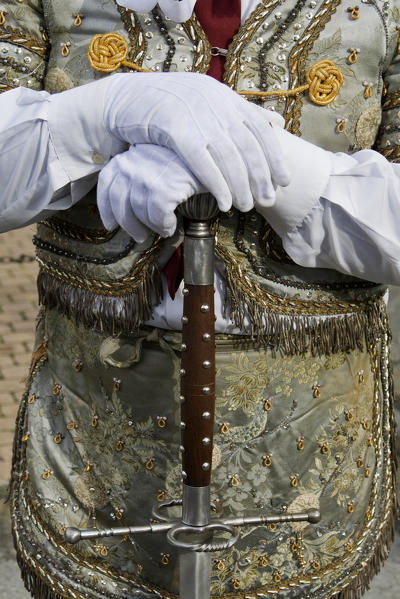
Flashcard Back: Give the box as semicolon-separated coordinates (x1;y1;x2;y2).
195;0;242;81
164;0;241;298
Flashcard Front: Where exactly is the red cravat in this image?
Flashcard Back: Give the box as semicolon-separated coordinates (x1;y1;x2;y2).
196;0;242;81
164;1;241;298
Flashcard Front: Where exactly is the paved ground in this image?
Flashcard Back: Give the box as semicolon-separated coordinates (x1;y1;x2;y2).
0;226;398;597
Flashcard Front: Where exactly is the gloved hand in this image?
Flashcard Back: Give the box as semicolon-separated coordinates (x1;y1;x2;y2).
97;144;206;241
48;72;290;216
104;73;290;212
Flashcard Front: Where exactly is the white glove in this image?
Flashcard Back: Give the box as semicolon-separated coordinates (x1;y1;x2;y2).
97;144;206;241
103;73;290;212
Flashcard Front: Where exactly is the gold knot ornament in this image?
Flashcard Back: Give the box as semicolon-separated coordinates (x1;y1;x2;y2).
88;34;343;106
306;60;344;105
88;33;151;73
238;59;343;106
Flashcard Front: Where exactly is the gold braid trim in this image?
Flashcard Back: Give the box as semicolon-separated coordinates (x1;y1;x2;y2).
286;0;342;133
183;14;211;74
36;238;161;296
216;242;378;317
382;90;400;110
114;1;147;67
0;24;48;57
379;146;400;162
223;0;282;89
41;217;119;244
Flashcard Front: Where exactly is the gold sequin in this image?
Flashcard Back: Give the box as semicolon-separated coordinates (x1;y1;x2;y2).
73;360;83;372
113;378;121;391
22;433;30;442
53;433;63;445
345;541;353;552
297;437;305;451
358;370;365;383
216;559;226;571
259;555;269;567
157;416;167;429
230;474;239;487
268;523;277;532
347;6;360;19
28;394;36;404
312;385;321;399
42;469;52;480
115;439;124;452
365;466;371;478
273;572;282;584
312;558;321;570
115;509;124;520
67;421;77;430
84;463;92;472
157;490;166;502
100;546;108;557
52;384;61;396
336;119;346;134
263;454;272;467
61;43;70;57
320;443;329;455
363;84;372;99
0;11;7;25
344;409;354;421
59;525;66;536
290;475;299;488
161;553;170;566
347;48;360;64
91;415;99;428
356;456;363;468
73;14;84;27
264;398;272;411
361;419;370;430
347;501;355;513
145;458;154;471
368;435;374;447
232;579;241;590
220;422;230;435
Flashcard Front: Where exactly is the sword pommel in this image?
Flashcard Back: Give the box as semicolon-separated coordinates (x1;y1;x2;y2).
307;509;321;524
65;527;82;544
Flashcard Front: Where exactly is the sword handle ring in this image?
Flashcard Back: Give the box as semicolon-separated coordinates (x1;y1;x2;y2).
167;521;240;552
152;499;222;522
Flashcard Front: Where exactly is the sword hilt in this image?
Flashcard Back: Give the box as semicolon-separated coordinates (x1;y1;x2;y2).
178;194;219;490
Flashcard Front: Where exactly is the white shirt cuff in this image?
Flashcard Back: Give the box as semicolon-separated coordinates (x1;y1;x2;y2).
263;125;333;235
47;78;121;184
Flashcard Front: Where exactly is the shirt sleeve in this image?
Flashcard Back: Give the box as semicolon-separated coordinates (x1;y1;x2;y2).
0;81;124;234
264;26;400;287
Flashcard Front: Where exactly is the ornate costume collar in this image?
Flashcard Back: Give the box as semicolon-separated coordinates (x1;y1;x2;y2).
117;0;197;22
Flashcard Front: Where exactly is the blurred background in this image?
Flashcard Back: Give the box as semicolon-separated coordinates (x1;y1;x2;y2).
0;226;398;597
